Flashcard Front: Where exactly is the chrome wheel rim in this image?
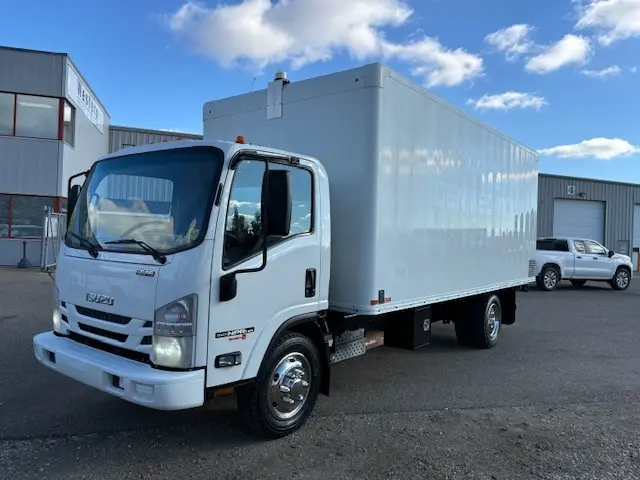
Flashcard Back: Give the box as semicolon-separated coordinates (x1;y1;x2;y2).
267;352;311;420
543;270;557;289
487;302;501;341
616;270;629;288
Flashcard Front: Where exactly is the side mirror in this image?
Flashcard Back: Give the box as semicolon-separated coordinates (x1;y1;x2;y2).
265;170;292;237
219;272;238;302
67;184;81;229
608;250;615;258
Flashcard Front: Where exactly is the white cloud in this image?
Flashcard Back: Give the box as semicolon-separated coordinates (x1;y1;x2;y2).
580;64;622;77
484;24;536;60
525;34;591;74
381;39;483;87
574;0;640;45
166;0;484;87
467;92;547;111
539;137;640;160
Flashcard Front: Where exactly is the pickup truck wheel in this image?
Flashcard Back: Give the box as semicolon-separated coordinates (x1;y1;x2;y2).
570;280;586;288
455;294;501;349
539;265;560;291
611;267;631;290
236;331;321;438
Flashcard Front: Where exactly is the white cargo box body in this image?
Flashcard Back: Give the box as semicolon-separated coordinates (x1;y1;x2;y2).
203;63;539;314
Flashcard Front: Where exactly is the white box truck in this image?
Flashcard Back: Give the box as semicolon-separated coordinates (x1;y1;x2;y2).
33;63;539;438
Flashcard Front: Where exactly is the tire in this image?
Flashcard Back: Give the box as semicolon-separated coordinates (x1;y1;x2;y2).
539;265;560;291
454;294;502;349
610;267;631;291
570;280;587;288
236;331;321;438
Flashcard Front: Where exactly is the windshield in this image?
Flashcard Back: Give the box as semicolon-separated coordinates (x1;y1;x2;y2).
66;146;224;255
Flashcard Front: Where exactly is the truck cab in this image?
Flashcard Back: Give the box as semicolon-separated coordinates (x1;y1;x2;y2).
34;138;332;437
534;237;632;291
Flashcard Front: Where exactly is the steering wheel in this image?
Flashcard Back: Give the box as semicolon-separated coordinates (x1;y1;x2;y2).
121;220;171;238
225;231;242;246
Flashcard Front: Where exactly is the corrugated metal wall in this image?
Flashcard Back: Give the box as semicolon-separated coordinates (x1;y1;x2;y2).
108;126;202;153
538;174;640;251
0;47;65;97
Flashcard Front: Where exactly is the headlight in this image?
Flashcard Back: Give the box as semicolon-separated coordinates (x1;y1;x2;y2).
52;286;62;333
151;294;197;369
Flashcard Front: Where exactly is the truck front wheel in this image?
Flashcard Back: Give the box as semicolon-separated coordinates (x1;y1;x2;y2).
611;267;631;290
454;294;502;349
236;331;322;438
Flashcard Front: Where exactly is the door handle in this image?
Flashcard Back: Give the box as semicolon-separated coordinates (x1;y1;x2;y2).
576;256;582;259
305;269;316;298
592;257;598;260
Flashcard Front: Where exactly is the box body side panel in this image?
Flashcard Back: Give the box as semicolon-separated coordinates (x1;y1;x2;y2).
372;72;539;310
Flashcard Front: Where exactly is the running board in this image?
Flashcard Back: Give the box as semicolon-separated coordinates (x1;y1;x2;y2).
329;329;385;364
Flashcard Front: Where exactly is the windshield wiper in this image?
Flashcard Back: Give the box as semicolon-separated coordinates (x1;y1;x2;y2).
105;238;167;264
66;231;101;258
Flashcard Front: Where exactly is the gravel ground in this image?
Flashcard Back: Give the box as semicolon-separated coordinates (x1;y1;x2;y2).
1;268;639;479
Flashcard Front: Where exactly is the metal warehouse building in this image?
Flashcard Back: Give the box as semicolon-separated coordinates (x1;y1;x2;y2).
538;173;640;271
0;46;201;266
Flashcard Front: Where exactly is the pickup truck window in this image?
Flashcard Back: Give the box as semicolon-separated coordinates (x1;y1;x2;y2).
585;240;607;255
573;240;586;253
536;239;569;251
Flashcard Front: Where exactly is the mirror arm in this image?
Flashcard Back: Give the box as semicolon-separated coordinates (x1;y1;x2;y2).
67;170;89;196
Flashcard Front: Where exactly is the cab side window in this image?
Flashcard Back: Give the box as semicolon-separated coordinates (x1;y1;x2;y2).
222;159;314;269
268;163;313;244
573;240;586;254
585;240;606;255
222;159;266;269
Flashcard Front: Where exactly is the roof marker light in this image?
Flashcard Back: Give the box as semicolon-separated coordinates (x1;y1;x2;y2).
236;136;245;144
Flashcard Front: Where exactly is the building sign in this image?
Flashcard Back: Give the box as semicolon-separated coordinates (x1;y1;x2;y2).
66;62;105;134
566;185;576;196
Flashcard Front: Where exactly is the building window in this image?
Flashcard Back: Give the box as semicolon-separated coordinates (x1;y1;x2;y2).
0;92;14;136
63;100;76;146
0;194;9;237
15;94;60;140
0;194;57;238
0;92;69;141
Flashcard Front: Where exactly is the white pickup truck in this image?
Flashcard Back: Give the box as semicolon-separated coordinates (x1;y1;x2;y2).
534;237;633;291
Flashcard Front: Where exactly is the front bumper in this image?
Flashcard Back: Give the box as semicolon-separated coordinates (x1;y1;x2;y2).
33;331;205;411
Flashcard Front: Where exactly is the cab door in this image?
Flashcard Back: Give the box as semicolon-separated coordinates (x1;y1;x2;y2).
206;154;323;388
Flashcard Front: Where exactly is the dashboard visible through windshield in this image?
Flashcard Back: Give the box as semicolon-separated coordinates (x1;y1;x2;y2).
66;146;224;256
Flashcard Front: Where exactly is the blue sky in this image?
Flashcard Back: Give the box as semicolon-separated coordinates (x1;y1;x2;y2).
1;0;639;183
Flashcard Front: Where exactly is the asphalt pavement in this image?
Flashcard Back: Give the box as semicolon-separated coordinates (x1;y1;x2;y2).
1;268;639;479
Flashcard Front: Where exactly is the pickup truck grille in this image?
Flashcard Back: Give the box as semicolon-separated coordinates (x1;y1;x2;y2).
528;259;536;277
60;302;153;359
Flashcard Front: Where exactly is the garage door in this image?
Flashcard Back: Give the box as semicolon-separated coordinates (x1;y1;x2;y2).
553;199;605;244
633;205;640;271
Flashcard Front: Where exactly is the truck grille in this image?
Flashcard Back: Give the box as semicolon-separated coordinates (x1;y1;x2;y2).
60;302;153;359
528;259;536;277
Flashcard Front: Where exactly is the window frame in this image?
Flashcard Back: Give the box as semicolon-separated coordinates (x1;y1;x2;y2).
221;154;316;271
0;90;72;142
0;193;62;239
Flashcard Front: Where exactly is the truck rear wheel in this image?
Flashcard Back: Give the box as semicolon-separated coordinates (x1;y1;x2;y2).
538;265;560;291
454;294;502;349
236;331;321;438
